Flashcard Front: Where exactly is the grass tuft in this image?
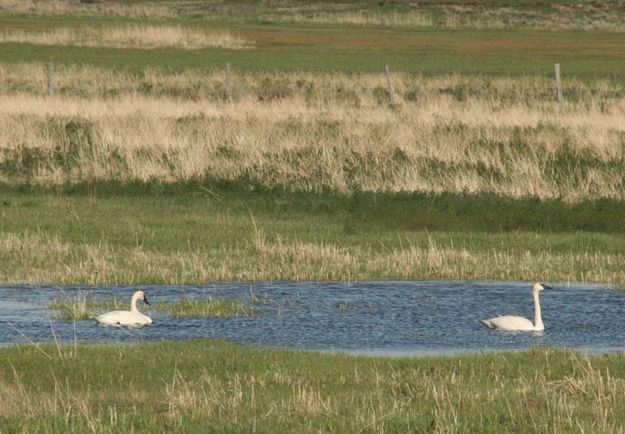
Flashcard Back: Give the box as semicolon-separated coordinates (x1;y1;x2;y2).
153;298;257;318
49;293;125;321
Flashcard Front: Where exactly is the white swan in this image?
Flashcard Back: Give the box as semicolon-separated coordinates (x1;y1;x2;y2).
94;290;152;326
481;283;551;331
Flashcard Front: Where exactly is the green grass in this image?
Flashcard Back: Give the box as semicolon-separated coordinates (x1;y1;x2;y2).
2;340;625;432
1;187;624;285
153;298;257;318
1;17;625;78
49;295;125;321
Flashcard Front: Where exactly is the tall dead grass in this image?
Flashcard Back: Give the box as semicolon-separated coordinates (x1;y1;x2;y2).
265;5;625;31
0;0;173;19
0;26;250;49
0;64;623;203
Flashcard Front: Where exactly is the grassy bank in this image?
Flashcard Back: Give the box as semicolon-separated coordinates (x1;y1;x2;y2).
1;340;625;432
1;188;624;285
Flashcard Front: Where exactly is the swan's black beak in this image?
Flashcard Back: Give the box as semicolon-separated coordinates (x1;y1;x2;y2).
543;284;552;289
143;295;150;305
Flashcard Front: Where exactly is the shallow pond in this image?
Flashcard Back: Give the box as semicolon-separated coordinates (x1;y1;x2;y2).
1;281;624;357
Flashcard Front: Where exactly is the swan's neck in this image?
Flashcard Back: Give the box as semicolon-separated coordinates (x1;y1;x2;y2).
130;294;141;313
533;290;543;331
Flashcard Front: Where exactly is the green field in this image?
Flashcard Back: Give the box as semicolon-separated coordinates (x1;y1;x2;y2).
3;21;625;77
3;0;625;76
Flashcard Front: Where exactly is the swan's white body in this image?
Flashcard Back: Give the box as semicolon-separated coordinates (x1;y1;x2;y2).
95;290;152;326
481;283;550;332
482;315;538;331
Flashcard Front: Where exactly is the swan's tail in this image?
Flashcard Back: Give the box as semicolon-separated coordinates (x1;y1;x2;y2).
481;319;494;329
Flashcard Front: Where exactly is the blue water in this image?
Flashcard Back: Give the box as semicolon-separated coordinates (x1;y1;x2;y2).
1;281;624;357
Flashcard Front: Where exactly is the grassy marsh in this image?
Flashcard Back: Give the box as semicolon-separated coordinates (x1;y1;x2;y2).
0;5;623;432
2;340;625;432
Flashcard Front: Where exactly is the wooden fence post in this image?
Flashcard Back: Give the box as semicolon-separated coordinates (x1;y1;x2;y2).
554;63;562;103
47;62;54;96
385;65;397;105
225;63;232;102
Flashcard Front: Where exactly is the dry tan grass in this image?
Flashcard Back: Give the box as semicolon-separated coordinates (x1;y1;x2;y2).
0;26;250;49
0;0;173;19
266;6;625;31
0;65;623;202
277;10;436;27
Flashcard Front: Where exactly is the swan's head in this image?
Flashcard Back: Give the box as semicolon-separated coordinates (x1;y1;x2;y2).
135;290;150;305
533;282;552;292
